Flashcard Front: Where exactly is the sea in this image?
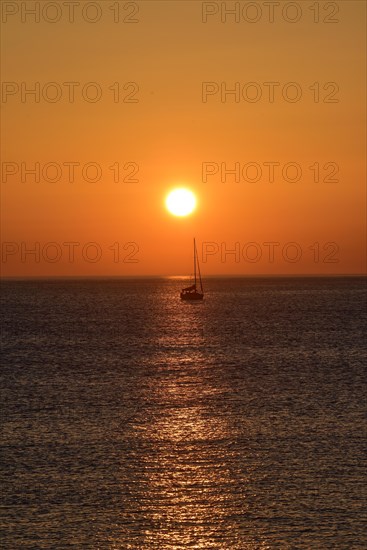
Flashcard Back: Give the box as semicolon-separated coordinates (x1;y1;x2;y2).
1;276;366;549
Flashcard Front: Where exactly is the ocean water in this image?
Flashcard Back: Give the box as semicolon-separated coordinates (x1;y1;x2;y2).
1;276;366;549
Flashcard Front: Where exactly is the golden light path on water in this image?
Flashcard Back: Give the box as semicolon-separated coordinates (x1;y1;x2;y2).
114;295;271;549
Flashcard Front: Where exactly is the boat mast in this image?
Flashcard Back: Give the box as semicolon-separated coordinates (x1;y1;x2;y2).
195;239;203;293
194;238;196;287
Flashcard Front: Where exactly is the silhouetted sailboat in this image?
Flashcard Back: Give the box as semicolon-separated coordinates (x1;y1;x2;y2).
180;239;204;301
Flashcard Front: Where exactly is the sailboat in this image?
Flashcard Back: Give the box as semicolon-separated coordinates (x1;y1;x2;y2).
180;239;204;301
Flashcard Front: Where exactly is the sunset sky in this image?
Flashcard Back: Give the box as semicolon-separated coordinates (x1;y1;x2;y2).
1;0;366;276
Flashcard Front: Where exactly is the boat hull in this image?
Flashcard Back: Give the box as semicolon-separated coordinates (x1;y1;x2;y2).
180;292;204;301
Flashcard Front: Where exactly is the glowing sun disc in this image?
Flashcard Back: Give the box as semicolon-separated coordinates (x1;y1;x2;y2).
165;188;197;217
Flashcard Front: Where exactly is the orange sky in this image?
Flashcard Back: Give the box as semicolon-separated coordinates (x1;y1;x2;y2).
1;0;366;276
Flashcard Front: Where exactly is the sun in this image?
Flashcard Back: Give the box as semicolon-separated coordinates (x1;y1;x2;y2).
165;188;197;217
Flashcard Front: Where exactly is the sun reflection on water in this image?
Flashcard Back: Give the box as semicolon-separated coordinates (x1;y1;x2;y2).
123;297;268;549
